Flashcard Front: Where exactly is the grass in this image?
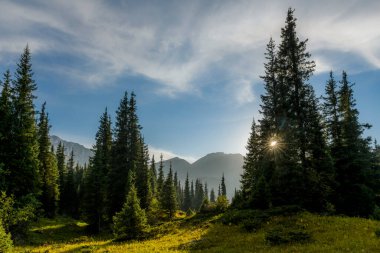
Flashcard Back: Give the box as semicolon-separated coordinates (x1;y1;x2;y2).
14;211;380;252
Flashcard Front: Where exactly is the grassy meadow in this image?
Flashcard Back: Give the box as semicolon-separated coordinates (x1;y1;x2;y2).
14;211;380;253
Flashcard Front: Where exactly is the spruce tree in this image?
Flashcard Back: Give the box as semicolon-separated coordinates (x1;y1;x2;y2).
149;155;157;196
221;174;227;197
113;172;148;240
210;188;216;203
37;102;59;217
135;138;152;210
83;109;112;231
333;72;374;216
108;92;130;218
245;9;334;211
64;150;76;216
241;118;260;201
162;164;177;218
0;70;12;192
107;92;147;217
157;154;165;201
56;142;66;213
183;173;191;211
9;46;40;198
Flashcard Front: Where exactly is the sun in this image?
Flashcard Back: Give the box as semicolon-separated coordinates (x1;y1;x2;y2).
270;140;278;147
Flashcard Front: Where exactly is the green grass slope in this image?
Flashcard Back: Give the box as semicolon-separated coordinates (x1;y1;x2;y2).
15;212;380;253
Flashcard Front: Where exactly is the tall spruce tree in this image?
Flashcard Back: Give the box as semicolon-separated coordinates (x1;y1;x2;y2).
37;102;59;217
108;92;130;217
244;9;333;211
107;92;147;217
83;109;112;231
9;46;40;198
0;70;12;192
333;72;374;216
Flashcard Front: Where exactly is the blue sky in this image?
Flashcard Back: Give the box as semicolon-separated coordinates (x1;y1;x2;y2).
0;0;379;162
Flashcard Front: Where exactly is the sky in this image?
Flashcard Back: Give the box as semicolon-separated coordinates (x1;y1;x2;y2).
0;0;379;162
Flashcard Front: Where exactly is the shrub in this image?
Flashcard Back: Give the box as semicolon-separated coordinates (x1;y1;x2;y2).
265;226;311;245
0;192;39;243
375;228;380;238
0;219;13;253
215;195;229;213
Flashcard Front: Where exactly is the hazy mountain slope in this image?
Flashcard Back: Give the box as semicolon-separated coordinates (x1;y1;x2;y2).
50;135;92;166
160;152;244;199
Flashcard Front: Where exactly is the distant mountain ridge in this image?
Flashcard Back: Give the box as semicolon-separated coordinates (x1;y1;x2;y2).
50;135;93;166
49;135;244;198
159;152;244;200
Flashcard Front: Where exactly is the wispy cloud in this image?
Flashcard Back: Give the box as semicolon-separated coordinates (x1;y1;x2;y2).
0;0;379;103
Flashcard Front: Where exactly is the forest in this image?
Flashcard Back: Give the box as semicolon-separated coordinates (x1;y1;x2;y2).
1;8;380;253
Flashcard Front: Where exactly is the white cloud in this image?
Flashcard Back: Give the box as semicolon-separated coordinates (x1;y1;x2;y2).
0;0;379;103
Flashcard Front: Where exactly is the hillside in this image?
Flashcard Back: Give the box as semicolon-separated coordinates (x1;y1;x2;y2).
16;211;380;252
50;135;93;166
159;152;244;199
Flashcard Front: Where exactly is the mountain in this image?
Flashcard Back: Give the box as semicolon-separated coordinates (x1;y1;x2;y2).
50;135;93;166
159;152;244;200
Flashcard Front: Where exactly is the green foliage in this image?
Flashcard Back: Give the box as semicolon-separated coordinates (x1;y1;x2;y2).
0;219;13;253
38;102;59;218
215;195;229;213
241;9;334;212
0;70;12;192
113;181;148;241
0;192;39;243
161;164;177;218
8;46;40;199
83;109;112;232
375;228;380;238
265;227;311;245
107;92;149;220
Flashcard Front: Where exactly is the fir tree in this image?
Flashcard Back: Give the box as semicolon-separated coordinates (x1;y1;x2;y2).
221;174;227;197
107;92;130;217
107;92;147;217
241;118;260;201
210;188;216;203
0;70;12;192
9;46;40;198
149;155;157;196
245;9;333;211
37;102;59;217
183;173;191;211
83;109;112;231
56;142;66;213
64;150;76;216
113;172;148;240
162;163;177;218
333;71;374;216
157;154;165;201
135;138;152;210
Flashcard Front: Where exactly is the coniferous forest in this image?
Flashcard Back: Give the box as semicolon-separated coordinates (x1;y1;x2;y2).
1;8;380;253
